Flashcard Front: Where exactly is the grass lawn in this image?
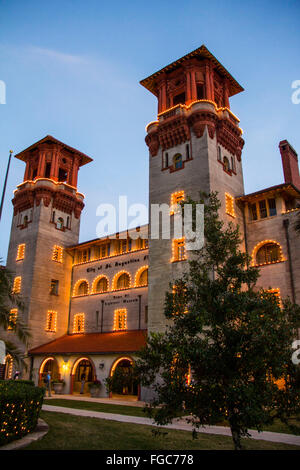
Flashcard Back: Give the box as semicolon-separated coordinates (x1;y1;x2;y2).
44;398;300;435
25;411;300;450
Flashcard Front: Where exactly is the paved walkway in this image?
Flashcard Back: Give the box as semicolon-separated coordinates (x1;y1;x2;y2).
42;404;300;447
46;394;145;407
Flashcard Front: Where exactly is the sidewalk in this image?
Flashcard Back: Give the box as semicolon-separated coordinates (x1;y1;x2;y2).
42;404;300;447
45;394;145;407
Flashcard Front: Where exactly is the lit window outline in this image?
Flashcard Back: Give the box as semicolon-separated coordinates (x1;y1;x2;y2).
16;244;25;261
266;288;281;308
225;193;235;217
171;238;186;262
112;270;131;291
73;279;89;297
113;308;127;331
45;310;57;332
170;190;185;215
91;275;109;294
7;309;18;330
251;240;285;267
12;276;21;294
73;313;85;333
134;266;148;287
52;245;63;263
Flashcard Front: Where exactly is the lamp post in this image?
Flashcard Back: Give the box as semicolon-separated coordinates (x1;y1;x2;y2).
0;150;13;222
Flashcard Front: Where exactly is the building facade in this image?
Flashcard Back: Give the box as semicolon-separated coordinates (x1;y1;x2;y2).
2;45;300;399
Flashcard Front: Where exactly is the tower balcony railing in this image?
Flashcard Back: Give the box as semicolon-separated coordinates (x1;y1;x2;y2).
153;100;240;125
15;177;84;200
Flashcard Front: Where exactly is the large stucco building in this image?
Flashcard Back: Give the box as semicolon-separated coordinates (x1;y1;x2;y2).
1;45;300;399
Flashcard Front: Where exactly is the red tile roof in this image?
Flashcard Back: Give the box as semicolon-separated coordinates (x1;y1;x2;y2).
28;330;147;355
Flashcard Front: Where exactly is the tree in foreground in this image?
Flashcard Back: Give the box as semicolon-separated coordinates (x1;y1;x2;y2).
136;193;300;450
0;263;30;368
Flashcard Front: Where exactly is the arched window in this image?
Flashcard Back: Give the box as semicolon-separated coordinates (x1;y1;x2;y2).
223;156;230;171
95;277;108;293
173;154;183;170
75;280;89;296
136;268;148;287
56;217;64;230
116;272;130;290
255;242;281;266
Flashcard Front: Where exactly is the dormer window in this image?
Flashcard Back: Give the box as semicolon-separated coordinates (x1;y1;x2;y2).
249;198;277;221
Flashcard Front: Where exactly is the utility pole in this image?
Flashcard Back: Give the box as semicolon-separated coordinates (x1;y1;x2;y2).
0;150;13;221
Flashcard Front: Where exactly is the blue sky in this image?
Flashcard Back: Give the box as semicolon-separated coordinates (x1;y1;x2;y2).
0;0;299;261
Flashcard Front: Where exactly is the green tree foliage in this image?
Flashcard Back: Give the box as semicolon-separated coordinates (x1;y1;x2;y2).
136;193;300;450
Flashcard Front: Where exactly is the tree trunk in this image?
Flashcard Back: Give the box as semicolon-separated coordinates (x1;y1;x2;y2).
230;426;242;450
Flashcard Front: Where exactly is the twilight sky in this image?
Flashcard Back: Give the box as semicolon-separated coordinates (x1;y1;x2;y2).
0;0;299;261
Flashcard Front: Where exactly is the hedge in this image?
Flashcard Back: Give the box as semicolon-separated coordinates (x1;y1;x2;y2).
0;379;35;386
0;380;44;446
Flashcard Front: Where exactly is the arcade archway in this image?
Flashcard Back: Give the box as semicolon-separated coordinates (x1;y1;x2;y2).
39;357;60;386
70;357;95;394
109;357;139;400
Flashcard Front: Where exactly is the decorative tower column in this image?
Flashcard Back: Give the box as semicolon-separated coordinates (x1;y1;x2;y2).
140;45;245;343
4;135;92;376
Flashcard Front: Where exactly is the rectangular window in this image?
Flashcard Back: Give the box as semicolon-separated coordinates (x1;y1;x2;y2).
12;276;21;294
113;309;127;331
7;309;18;330
16;244;25;261
165;152;169;168
259;200;267;218
225;193;235;217
186;144;190;160
172;238;186;262
144;305;148;324
249;203;258;221
81;249;90;263
50;280;59;295
73;313;85;333
268;198;277;217
45;310;57;332
52;245;63;263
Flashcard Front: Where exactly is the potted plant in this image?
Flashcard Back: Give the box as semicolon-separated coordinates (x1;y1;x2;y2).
88;379;101;397
51;379;65;395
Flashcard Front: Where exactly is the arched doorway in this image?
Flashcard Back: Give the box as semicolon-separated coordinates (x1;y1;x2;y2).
109;357;139;400
71;357;95;394
39;357;60;386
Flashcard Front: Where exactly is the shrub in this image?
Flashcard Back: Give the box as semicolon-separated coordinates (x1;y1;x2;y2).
0;379;34;386
0;380;44;446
